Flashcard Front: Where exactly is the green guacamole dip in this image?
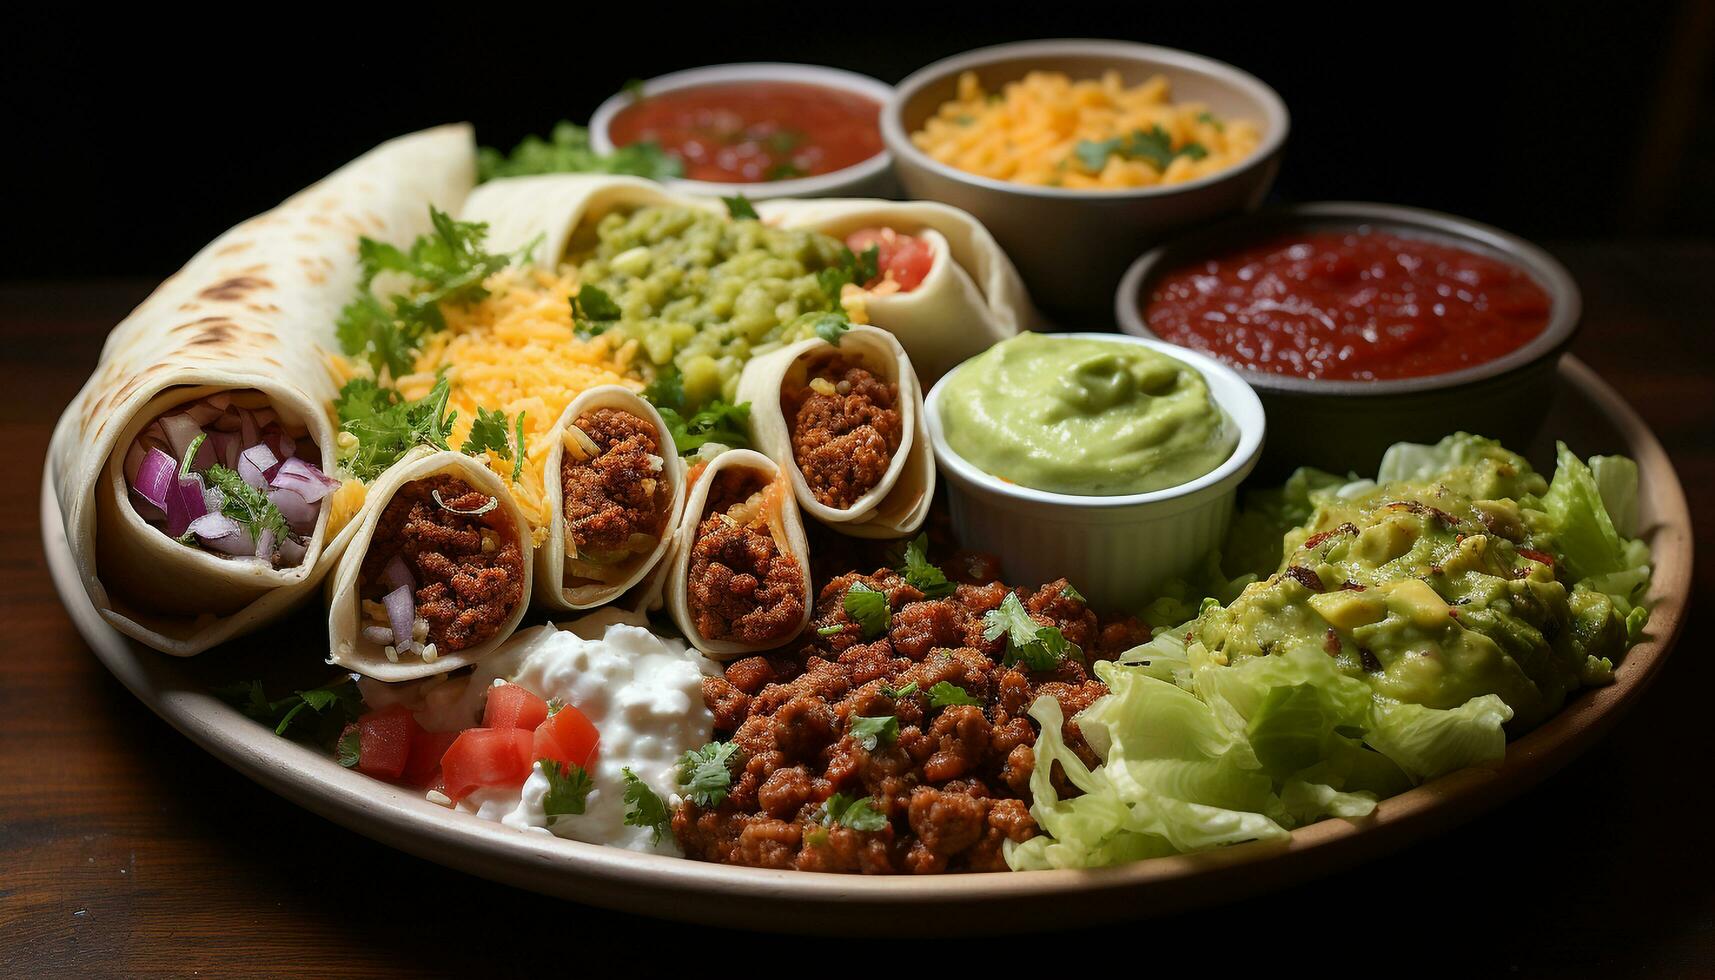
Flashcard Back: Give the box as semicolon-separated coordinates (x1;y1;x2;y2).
939;333;1236;495
574;206;847;408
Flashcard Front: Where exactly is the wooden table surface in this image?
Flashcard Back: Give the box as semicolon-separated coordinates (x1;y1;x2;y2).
3;243;1710;978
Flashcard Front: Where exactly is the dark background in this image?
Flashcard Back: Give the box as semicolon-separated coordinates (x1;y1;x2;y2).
4;2;1711;281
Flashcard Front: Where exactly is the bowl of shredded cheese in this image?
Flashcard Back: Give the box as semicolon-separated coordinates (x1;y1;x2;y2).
882;39;1289;320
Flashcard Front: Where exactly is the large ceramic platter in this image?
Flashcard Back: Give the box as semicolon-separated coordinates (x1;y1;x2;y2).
43;355;1691;935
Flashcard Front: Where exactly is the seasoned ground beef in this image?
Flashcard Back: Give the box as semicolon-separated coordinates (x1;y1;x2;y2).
562;408;669;558
785;357;902;510
360;475;524;652
672;559;1150;874
686;469;806;645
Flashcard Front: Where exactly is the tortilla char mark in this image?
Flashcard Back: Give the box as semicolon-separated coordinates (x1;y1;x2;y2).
197;275;274;302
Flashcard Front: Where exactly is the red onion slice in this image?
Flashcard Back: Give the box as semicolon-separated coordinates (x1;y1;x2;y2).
381;584;415;648
238;443;278;490
278;537;307;566
184;402;223;426
267;487;317;534
160;414;204;463
382;554;414;593
133;448;177;510
187;512;255;556
239;409;258;450
164;474;207;537
270;457;339;503
254;527;276;560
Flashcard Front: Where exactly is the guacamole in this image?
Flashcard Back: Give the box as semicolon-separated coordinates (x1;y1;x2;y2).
574;206;847;407
1195;439;1635;732
938;333;1236;495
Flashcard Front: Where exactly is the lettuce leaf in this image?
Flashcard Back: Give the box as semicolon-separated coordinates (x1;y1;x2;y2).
1363;695;1513;782
1543;441;1630;580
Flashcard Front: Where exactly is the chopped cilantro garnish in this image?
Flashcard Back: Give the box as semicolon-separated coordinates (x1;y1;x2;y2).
657;400;751;454
540;759;594;824
620;767;671;845
1196;110;1225;132
898;534;955;599
641;364;687;413
572;283;622;340
881;681;918;700
808;312;850;347
849;713;899;751
817;793;887;832
817;624;844;637
337;207;518;378
334;376;458;481
843;581;891;639
766;162;805;181
477;121;682;183
545;697;565;717
927;681;982;708
1073;125;1206;174
336;727;361;768
722;194;760;221
214;676;364;744
817;244;880;304
465;406;516;460
203;463;291;545
678;741;740;808
983;592;1082;671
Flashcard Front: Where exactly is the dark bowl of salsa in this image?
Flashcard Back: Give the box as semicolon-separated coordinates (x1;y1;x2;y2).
591;63;895;200
1116;202;1581;476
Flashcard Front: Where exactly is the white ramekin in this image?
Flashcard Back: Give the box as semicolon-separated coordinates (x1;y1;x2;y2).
589;63;897;200
924;333;1265;613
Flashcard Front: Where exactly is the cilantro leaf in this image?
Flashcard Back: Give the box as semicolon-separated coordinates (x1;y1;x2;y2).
539;759;595;824
898;534;954;599
572;283;622;340
678;741;740;808
621;767;671;845
477;121;682;183
641;364;687;414
334;376;458;481
849;713;899;751
843;581;891;639
817;623;844;637
1072;125;1205;174
881;681;918;700
927;681;982;708
1074;136;1124;172
722;195;760;220
203;464;290;545
214;677;365;745
464;406;515;460
817;244;880;304
817;793;888;832
982;592;1082;671
808;312;850;347
657;400;751;454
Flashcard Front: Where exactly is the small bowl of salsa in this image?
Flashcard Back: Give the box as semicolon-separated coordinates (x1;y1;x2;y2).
591;63;895;200
1116;202;1581;475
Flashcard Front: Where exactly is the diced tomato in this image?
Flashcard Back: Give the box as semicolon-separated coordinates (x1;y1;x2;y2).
440;728;534;803
846;227;934;292
351;705;423;781
482;683;550;732
532;703;600;770
402;729;460;787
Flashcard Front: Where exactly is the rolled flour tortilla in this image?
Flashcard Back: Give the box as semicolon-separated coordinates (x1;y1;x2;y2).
759;197;1038;378
536;385;687;611
736;324;932;538
48;124;476;656
666;449;813;659
326;449;534;681
457;173;715;266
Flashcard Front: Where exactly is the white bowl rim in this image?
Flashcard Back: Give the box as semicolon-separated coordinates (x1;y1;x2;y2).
1111;200;1584;396
589;62;896;198
882;38;1291;201
925;332;1266;509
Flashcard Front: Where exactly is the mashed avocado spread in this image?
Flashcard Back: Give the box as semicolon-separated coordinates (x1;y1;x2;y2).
939;333;1235;495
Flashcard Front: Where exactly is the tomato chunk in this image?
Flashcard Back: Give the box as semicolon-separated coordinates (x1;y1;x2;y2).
846;227;934;292
482;683;550;731
350;705;423;781
402;729;460;787
532;704;600;770
440;728;534;802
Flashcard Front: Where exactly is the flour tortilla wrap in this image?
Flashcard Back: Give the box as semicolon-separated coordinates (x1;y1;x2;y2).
47;125;476;657
327;448;534;681
537;385;687;611
458;173;716;265
667;449;812;659
758;197;1038;379
736;324;932;538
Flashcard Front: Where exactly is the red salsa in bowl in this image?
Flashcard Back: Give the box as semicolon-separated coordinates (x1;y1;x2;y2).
1143;230;1553;381
607;81;885;184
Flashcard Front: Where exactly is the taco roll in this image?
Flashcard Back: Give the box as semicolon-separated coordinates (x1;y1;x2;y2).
537;385;686;610
327;449;533;681
667;450;812;659
736;324;933;538
49;125;475;656
758;197;1038;378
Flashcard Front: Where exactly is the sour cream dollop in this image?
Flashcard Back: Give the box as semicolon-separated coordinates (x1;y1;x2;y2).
360;609;719;854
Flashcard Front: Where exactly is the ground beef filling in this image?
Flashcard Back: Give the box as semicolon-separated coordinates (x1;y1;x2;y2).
785;358;902;510
562;408;669;562
360;475;524;652
673;566;1152;874
686;470;806;645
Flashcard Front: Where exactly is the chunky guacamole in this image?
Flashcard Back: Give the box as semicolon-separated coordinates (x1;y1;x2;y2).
573;205;849;408
1010;434;1653;870
938;333;1236;495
